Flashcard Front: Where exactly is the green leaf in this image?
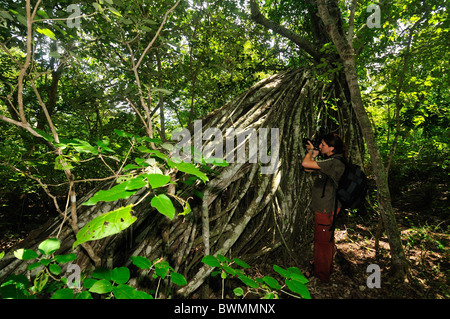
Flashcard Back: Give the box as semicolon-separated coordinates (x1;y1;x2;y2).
9;9;26;26
34;271;49;292
92;3;103;12
273;264;290;278
0;11;14;21
233;258;250;269
36;9;49;19
193;190;203;199
91;268;112;280
27;261;42;270
114;129;134;138
36;27;56;40
151;194;175;219
49;263;62;276
139;147;173;164
96;139;114;153
211;270;221;277
222;265;236;276
285;267;309;284
0;284;32;299
89;279;113;294
51;288;74;299
233;287;244;296
54;254;77;264
125;176;147;190
16;14;27;26
201;255;221;268
146;174;171;189
123;164;143;171
13;249;38;260
67;139;98;155
113;284;136;299
39;258;51;266
82;278;97;290
262;276;281;290
111;267;130;285
141;136;162;144
151;88;172;95
1;274;30;289
27;262;42;271
285;279;311;299
83;183;136;205
75;291;93;299
264;293;277;299
170;272;187;286
204;157;229;167
290;272;308;284
130;256;152;269
154;261;171;279
54;155;75;171
0;274;32;299
0;251;5;260
73;205;137;249
173;162;208;183
108;6;122;17
134;290;154;299
217;254;231;263
238;275;259;289
179;201;191;216
38;238;60;255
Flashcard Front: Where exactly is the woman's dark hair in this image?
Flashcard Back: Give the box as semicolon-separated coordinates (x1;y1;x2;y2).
322;133;347;158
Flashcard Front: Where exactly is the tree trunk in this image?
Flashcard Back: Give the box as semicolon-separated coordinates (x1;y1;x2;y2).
315;0;408;280
0;67;362;296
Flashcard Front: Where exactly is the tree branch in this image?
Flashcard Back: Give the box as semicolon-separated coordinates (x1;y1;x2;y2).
347;0;358;46
134;0;182;71
315;0;351;57
249;0;321;62
0;115;43;139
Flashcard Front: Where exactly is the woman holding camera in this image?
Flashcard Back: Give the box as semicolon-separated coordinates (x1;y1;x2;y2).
302;133;346;283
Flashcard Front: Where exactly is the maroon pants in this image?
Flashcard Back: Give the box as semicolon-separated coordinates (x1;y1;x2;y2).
313;209;339;282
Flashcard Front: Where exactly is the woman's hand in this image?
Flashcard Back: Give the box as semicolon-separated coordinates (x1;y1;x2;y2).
302;141;321;170
307;141;320;158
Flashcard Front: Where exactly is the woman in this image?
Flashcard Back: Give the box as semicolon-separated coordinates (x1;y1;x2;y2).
302;133;346;282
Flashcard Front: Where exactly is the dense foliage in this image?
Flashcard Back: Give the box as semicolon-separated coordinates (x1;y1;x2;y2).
0;0;448;299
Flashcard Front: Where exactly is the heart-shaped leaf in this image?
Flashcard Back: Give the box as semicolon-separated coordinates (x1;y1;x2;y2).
73;205;136;249
151;194;175;219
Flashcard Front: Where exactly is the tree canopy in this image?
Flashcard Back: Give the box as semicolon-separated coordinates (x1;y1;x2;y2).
0;0;448;300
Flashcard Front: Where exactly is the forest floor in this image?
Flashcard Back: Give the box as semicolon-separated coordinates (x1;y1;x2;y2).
286;170;449;300
0;167;448;300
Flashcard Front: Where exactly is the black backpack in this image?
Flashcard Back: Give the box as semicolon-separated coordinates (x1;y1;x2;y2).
334;156;367;210
325;157;367;241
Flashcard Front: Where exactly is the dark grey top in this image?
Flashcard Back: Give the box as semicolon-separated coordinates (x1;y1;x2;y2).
311;155;345;214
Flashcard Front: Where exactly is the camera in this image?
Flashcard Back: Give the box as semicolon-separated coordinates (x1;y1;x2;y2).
302;127;326;150
302;137;321;150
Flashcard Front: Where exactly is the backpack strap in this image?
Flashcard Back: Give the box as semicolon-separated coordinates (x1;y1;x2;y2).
328;155;344;241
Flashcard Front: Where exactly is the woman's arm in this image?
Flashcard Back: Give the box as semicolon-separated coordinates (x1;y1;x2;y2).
302;141;320;171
